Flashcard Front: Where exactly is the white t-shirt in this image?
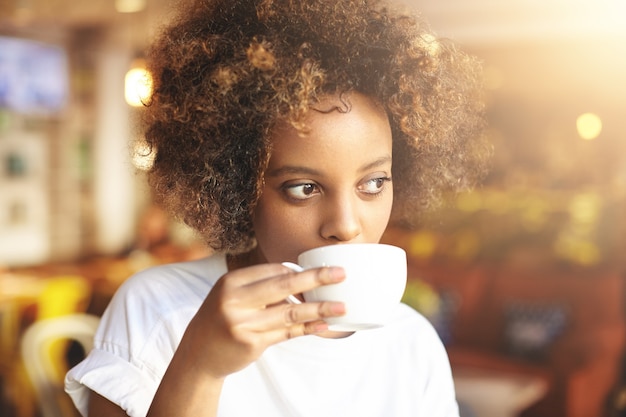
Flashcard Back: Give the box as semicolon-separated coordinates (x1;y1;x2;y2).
65;254;458;417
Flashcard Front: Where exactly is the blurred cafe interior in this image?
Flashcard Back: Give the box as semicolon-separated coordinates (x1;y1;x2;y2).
1;0;625;416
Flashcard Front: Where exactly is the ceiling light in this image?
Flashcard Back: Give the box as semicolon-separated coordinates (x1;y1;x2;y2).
125;60;152;107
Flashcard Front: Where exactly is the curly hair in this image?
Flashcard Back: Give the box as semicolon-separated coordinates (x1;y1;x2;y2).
142;0;490;253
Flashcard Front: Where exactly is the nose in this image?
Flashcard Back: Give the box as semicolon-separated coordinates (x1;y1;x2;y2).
319;193;362;242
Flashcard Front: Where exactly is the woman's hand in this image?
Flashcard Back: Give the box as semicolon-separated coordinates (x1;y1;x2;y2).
147;263;346;417
183;263;346;379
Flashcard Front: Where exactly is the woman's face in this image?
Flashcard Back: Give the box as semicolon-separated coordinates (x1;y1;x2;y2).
252;92;394;263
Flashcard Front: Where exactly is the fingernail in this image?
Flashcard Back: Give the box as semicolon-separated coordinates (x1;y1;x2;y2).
327;267;345;282
312;322;329;333
330;302;346;315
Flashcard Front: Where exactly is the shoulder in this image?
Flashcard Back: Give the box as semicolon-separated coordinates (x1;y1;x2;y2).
65;255;229;416
95;253;227;355
112;253;226;310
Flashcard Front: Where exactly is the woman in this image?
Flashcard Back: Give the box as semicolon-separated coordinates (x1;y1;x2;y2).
66;0;489;416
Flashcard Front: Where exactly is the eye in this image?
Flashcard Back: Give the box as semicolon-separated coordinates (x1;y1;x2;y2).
283;183;320;200
359;176;391;195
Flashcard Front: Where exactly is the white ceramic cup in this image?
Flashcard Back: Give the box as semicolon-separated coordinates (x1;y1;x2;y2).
283;243;407;332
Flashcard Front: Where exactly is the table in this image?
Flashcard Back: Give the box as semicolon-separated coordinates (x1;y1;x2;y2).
454;367;549;417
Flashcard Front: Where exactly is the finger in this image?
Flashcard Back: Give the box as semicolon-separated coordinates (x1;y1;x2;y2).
224;263;293;287
241;266;345;307
260;320;332;345
250;301;346;331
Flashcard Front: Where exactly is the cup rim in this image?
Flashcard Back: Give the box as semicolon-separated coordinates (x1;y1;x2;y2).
297;243;405;259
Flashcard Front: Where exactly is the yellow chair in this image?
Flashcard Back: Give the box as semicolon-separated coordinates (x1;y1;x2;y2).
11;275;93;417
37;276;92;374
20;314;100;417
36;275;92;320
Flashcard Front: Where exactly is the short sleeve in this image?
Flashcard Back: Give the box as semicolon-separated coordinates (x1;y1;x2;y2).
64;256;218;417
65;347;159;417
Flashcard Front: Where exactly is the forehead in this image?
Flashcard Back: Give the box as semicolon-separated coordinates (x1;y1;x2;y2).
266;92;392;171
272;90;385;128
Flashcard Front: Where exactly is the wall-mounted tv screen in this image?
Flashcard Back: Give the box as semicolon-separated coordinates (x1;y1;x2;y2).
0;36;68;115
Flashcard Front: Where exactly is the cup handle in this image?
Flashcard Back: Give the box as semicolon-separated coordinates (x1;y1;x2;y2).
281;262;304;304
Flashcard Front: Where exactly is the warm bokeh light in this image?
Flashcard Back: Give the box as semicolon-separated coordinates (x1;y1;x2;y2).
456;191;483;212
131;138;155;171
115;0;146;13
576;112;602;140
124;65;152;107
568;192;601;225
408;231;438;259
451;229;480;260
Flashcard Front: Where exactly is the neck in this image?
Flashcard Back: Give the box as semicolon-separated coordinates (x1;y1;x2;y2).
226;248;264;271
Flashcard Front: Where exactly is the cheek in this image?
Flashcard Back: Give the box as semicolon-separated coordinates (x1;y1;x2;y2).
371;193;394;235
361;188;394;241
253;198;316;262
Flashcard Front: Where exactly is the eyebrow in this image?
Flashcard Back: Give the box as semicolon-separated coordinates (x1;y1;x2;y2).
360;155;392;172
266;155;392;178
